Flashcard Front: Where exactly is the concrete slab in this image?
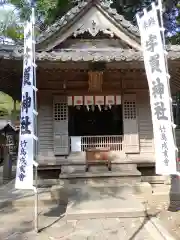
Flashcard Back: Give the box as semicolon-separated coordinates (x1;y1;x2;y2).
65;185;146;219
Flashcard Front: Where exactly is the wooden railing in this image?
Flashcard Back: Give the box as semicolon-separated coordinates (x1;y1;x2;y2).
80;135;123;152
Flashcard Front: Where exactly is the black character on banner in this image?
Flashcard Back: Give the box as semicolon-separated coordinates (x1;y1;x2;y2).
25;30;31;41
20;140;27;148
21;116;31;135
20;157;27;166
162;141;168;150
24;46;31;66
160;125;167;141
18;172;26;181
159;125;166;133
143;17;155;30
161;132;167;141
19;165;26;173
162;149;169;166
149;54;162;73
22;92;31;114
152;77;164;99
146;34;158;52
24;67;31;86
20;147;27;157
154;102;168;120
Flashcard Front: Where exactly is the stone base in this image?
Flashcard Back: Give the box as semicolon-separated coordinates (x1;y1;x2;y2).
50;185;68;205
64;185;146;219
59;163;141;187
134;182;153;203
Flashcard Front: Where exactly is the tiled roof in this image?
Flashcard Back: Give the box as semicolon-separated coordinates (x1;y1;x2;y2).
0;45;180;62
36;1;89;44
99;1;139;37
36;0;139;45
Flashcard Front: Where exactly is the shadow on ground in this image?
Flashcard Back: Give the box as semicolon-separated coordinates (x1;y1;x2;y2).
168;175;180;212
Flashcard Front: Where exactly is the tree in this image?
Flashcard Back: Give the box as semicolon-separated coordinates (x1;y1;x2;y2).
0;5;23;42
0;0;179;42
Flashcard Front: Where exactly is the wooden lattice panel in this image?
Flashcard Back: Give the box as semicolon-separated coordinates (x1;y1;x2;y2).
53;96;69;155
123;94;139;153
54;102;67;121
124;101;136;120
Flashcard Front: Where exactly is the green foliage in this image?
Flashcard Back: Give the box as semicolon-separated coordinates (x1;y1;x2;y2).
9;0;73;25
0;0;179;43
0;7;23;41
0;91;20;118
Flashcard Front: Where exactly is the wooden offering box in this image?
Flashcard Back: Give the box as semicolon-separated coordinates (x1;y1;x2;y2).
85;147;111;172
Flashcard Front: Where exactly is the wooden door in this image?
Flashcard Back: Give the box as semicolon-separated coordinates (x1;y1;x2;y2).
53;96;69;155
123;94;140;153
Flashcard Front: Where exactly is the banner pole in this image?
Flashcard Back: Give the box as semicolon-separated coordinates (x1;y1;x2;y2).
157;0;178;168
31;4;39;232
34;165;39;233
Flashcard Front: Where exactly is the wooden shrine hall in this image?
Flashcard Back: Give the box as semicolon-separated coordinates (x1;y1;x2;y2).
0;0;180;182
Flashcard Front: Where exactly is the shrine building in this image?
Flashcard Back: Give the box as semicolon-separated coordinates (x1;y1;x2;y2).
0;0;180;182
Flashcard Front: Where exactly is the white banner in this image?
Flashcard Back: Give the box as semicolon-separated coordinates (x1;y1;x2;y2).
15;21;35;189
136;3;177;175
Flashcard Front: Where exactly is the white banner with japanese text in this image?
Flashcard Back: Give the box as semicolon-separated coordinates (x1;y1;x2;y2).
136;3;177;175
15;21;35;189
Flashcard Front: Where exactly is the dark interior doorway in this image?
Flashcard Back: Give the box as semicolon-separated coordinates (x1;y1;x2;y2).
68;105;123;136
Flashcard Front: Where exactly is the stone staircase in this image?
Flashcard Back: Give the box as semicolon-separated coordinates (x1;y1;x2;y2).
36;153;142;187
59;162;141;187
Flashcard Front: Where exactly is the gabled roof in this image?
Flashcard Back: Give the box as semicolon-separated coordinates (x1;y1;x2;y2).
36;0;140;51
0;120;17;133
0;45;180;62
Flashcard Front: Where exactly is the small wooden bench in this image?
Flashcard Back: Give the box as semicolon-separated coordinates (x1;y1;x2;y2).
85;147;111;172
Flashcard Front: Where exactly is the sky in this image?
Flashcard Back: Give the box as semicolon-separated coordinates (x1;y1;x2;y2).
0;3;20;43
0;1;179;41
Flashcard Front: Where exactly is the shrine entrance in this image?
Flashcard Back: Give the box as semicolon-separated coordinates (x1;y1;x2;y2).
69;105;123;136
69;104;123;152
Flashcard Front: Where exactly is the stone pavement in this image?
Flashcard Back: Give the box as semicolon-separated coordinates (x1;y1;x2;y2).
0;206;158;240
0;200;177;240
0;180;177;240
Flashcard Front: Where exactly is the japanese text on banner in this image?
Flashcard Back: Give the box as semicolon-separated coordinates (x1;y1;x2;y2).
136;4;176;175
15;21;34;189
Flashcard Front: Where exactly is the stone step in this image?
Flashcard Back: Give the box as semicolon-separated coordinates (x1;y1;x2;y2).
35;176;141;187
0;184;146;219
60;163;139;173
141;175;167;184
35;163;141;187
59;163;141;186
60;170;141;178
64;185;146;219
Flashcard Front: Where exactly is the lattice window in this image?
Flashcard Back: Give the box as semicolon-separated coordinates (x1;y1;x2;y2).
124;101;136;119
54;102;67;121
